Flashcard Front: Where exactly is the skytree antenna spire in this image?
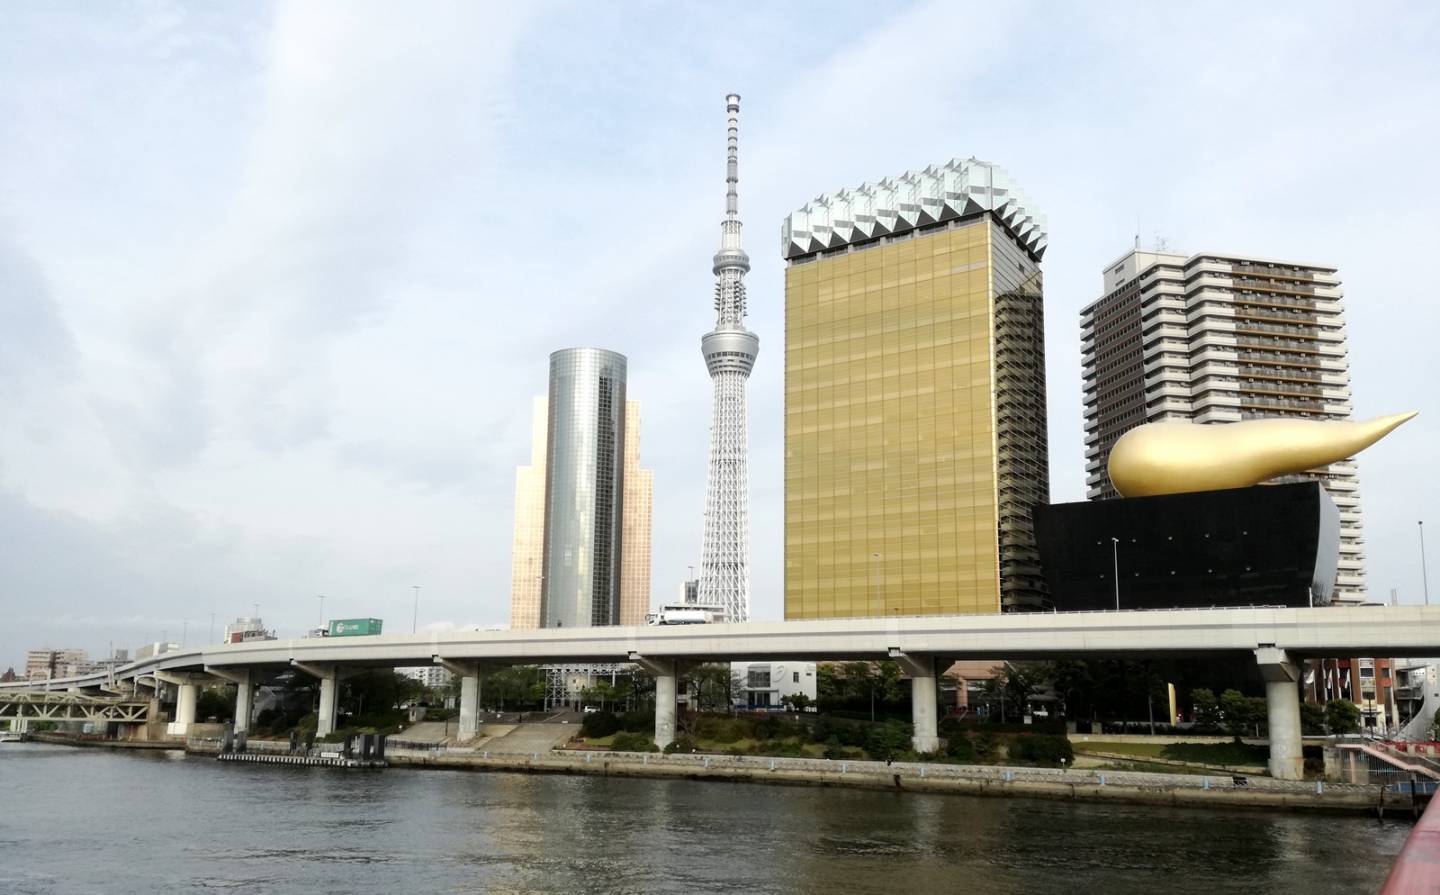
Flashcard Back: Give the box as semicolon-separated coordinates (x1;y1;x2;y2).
698;93;758;623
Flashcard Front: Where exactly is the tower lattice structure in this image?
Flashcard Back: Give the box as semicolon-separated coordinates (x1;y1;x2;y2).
698;94;759;623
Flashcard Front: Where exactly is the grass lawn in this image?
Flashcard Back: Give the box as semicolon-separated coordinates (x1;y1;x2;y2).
1073;740;1268;767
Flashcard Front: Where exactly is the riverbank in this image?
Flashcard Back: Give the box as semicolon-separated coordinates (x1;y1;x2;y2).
31;732;179;751
380;747;1403;816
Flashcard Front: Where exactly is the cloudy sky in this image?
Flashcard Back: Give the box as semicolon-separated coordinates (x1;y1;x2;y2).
2;1;1437;668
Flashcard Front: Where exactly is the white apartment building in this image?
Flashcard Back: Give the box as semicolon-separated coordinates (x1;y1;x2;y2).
398;665;453;691
1081;248;1365;602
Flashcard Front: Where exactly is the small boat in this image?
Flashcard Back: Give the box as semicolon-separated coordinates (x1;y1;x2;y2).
0;732;24;743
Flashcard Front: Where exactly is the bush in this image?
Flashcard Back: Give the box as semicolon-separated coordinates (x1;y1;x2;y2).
864;720;912;761
693;714;748;744
663;734;697;754
618;710;654;734
972;731;999;761
581;711;621;739
823;735;845;760
609;731;658;753
1300;702;1326;736
1009;734;1074;767
755;738;806;758
946;734;977;762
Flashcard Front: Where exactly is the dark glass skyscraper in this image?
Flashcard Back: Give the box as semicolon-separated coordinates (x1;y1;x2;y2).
541;348;629;627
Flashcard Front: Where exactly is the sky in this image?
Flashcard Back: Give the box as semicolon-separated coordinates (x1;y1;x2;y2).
2;1;1438;669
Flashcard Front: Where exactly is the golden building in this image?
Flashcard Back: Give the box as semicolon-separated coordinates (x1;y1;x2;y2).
509;393;653;628
508;397;548;629
781;159;1049;619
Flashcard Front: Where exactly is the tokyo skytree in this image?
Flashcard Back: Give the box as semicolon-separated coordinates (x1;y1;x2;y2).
697;93;758;623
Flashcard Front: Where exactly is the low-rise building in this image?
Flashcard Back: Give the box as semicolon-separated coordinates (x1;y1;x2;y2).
732;661;817;710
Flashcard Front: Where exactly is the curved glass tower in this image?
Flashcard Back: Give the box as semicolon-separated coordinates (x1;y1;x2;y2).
542;348;628;627
698;93;759;624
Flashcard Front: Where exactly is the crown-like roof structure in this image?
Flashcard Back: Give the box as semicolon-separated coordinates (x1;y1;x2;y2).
781;157;1047;261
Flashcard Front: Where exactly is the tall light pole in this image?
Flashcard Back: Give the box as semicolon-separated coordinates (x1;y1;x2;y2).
1421;521;1431;606
412;585;420;634
1111;537;1121;611
317;594;326;629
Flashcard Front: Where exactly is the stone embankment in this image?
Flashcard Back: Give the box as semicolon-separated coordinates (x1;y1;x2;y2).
385;747;1393;814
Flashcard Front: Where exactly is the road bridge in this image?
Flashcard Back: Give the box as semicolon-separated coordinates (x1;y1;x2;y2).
8;605;1440;779
0;690;151;733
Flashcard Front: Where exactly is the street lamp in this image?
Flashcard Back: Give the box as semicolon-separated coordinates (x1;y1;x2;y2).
412;586;421;634
1110;537;1121;611
317;594;326;629
1421;521;1431;606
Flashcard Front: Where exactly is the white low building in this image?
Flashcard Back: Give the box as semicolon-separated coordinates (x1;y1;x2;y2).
732;661;817;710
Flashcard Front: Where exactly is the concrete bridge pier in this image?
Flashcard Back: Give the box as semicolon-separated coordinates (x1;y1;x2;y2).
207;666;255;734
292;662;363;738
435;659;483;741
156;672;207;736
890;650;940;753
629;654;678;749
1256;647;1304;781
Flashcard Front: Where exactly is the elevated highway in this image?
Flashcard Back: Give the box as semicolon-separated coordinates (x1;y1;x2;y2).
9;605;1439;779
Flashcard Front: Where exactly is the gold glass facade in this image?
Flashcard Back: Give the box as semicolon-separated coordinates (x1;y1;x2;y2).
784;215;1048;620
620;401;653;626
509;397;548;630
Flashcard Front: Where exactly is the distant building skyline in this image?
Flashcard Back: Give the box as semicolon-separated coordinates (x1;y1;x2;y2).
781;158;1050;619
509;349;651;629
1080;247;1366;602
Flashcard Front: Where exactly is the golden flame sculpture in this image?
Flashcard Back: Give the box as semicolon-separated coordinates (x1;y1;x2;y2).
1108;412;1417;498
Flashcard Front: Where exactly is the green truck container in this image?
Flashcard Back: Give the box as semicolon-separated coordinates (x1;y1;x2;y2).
328;618;384;637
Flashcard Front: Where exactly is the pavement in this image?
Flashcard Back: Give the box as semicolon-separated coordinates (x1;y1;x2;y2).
482;721;578;754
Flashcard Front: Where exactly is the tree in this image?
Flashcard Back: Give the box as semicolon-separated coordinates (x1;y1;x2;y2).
983;662;1053;722
1218;689;1267;742
1191;688;1222;730
197;686;233;723
1300;702;1326;736
687;664;740;712
1324;699;1361;735
783;693;812;713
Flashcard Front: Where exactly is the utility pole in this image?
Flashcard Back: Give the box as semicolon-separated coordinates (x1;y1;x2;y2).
1421;521;1430;606
1111;537;1121;611
412;586;420;634
317;594;326;629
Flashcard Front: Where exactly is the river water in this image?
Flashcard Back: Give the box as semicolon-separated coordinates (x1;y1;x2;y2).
0;742;1411;894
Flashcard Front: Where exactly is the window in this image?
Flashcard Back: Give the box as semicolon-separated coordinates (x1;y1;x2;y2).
793;671;800;684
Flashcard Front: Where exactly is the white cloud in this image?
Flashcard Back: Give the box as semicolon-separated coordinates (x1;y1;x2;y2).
0;0;1436;667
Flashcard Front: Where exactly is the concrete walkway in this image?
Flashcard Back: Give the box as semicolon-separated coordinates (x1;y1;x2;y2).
481;722;576;754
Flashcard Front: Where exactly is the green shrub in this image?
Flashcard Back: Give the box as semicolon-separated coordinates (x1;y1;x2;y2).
755;738;806;758
864;720;912;761
972;731;999;761
1010;734;1074;767
693;714;747;744
609;731;658;753
581;711;621;739
823;735;845;760
663;734;697;754
618;710;654;734
946;734;977;762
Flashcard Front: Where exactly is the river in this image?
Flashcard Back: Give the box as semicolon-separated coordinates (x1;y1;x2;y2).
0;742;1411;894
